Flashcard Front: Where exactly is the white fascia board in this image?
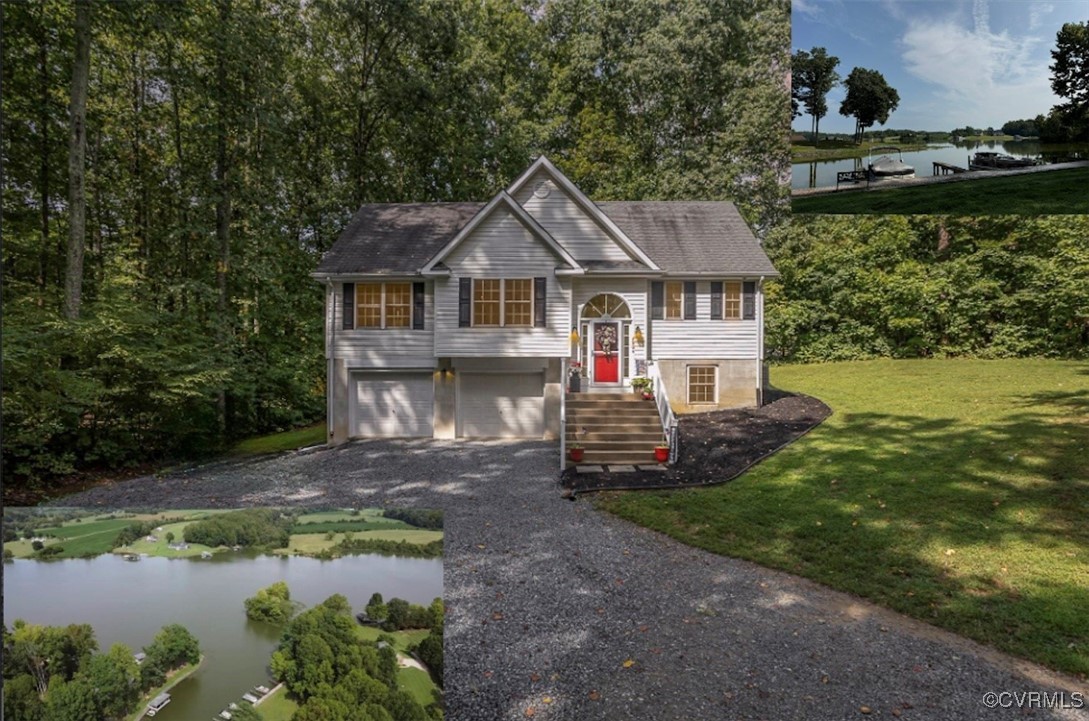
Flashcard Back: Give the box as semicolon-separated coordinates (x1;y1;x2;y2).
507;156;661;271
421;190;582;272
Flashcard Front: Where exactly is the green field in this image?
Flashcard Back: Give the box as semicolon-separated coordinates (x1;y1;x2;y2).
295;510;391;524
256;686;297;721
275;530;443;556
792;166;1089;214
353;626;431;653
397;666;438;707
113;520;218;558
12;517;140;558
599;359;1089;677
289;519;412;534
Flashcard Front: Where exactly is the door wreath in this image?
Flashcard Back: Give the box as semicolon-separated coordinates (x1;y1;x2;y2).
595;325;617;358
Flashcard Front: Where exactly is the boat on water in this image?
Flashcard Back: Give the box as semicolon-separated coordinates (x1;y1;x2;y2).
868;146;915;178
145;692;171;716
969;151;1039;170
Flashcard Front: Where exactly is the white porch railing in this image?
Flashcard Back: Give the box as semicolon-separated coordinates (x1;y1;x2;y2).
646;361;678;464
559;357;567;473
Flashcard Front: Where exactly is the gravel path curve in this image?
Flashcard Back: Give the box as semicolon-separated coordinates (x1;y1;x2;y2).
50;440;1088;720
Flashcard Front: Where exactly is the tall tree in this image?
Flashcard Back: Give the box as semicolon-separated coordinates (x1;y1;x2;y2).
1049;21;1089;140
792;47;839;143
839;66;899;144
63;0;91;320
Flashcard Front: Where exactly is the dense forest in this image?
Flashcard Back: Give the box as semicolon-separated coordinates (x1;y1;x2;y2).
3;621;201;721
1;0;790;488
764;215;1089;362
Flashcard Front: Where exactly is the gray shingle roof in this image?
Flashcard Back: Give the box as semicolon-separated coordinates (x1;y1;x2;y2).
597;201;778;276
314;200;777;276
315;203;483;275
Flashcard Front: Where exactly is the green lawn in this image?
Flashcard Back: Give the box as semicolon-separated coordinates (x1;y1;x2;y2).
398;666;438;707
14;517;141;558
353;626;431;653
113;520;219;558
230;423;326;456
792;166;1089;214
257;686;298;721
598;359;1089;677
295;510;393;524
275;530;444;556
289;519;413;534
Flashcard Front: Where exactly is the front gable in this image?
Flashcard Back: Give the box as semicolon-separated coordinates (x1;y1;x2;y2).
422;191;580;276
507;157;660;270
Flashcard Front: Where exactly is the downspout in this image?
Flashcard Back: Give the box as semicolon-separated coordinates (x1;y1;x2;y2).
327;280;335;441
756;276;765;406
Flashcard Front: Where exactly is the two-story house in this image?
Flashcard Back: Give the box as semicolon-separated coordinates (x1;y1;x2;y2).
313;157;778;464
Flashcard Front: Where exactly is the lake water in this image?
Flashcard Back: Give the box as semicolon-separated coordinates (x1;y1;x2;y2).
3;553;442;720
792;140;1089;189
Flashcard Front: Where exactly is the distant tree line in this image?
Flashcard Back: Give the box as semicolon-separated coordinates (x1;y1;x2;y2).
182;509;293;549
270;594;439;721
764;215;1089;361
382;509;443;531
3;621;199;721
333;537;443;560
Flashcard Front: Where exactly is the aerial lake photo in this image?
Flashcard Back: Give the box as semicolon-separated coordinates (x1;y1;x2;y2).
3;508;444;721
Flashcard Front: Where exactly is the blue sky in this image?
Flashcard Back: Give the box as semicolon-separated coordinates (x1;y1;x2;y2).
791;0;1086;134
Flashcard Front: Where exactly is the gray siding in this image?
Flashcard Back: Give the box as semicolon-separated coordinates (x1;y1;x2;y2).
330;281;436;368
650;281;759;359
435;209;572;357
513;170;632;262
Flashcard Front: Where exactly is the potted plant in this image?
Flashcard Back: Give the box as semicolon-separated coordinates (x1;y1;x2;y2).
630;376;650;398
569;444;584;463
653;444;669;463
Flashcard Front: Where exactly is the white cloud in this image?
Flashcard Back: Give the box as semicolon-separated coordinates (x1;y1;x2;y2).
792;0;822;18
899;10;1057;126
1028;3;1054;29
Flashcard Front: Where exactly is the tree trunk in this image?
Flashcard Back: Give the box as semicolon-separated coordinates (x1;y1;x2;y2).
215;0;232;438
63;0;91;320
38;24;50;303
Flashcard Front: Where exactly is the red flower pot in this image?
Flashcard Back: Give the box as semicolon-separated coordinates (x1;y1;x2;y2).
654;447;669;463
569;448;585;462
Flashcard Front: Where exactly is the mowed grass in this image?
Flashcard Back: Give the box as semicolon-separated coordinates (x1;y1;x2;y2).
113;520;218;558
231;422;326;456
792;166;1089;214
398;666;437;707
598;359;1089;677
295;510;392;524
276;530;443;556
17;517;142;558
289;520;413;534
354;626;431;653
257;686;298;721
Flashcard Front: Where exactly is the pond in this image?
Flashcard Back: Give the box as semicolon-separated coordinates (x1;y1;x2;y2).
4;552;442;720
792;140;1089;189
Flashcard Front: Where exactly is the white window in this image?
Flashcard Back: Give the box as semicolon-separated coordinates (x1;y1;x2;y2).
687;366;717;404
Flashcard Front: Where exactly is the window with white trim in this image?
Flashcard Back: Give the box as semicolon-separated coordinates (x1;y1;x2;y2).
665;281;683;320
687;366;717;404
724;281;742;320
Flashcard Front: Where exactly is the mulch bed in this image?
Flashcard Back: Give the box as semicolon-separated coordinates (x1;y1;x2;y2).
560;389;832;494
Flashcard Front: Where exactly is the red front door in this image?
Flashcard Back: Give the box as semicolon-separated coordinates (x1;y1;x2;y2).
592;322;620;383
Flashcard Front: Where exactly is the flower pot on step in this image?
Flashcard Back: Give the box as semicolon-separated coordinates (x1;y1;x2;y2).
653;446;669;463
569;447;585;463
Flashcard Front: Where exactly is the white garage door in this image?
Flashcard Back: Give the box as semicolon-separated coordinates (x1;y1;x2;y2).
458;372;544;438
351;372;433;438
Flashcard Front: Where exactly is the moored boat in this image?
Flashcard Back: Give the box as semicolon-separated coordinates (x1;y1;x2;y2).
146;692;171;716
868;146;915;178
969;151;1039;170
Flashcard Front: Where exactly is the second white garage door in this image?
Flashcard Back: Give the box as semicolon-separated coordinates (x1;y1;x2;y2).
351;372;433;438
458;372;544;438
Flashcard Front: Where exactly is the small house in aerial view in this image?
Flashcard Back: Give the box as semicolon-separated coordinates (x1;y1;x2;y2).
314;157;778;464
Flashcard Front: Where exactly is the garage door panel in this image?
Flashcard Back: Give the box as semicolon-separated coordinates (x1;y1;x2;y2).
459;373;543;438
352;372;433;438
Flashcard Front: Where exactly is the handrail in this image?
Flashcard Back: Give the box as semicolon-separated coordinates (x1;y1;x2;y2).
647;361;678;464
559;358;567;473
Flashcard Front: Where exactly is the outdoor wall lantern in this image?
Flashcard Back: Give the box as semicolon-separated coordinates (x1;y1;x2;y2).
569;327;580;344
632;325;645;347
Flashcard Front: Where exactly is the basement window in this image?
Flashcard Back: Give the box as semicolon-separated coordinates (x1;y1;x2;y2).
687;366;717;404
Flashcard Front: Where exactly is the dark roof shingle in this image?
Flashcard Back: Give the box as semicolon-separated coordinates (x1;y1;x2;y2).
315;200;777;276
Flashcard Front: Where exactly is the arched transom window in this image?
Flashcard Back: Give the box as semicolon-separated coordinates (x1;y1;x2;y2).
581;293;631;319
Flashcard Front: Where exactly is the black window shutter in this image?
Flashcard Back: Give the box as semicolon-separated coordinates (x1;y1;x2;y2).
342;283;354;329
650;282;664;320
743;281;756;320
683;281;696;320
534;277;547;328
458;278;471;327
710;282;723;320
412;282;425;330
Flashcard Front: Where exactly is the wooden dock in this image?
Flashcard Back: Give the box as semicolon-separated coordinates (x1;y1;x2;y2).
932;161;967;175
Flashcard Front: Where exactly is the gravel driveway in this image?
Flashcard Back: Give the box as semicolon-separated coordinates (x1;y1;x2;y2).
51;440;1088;720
